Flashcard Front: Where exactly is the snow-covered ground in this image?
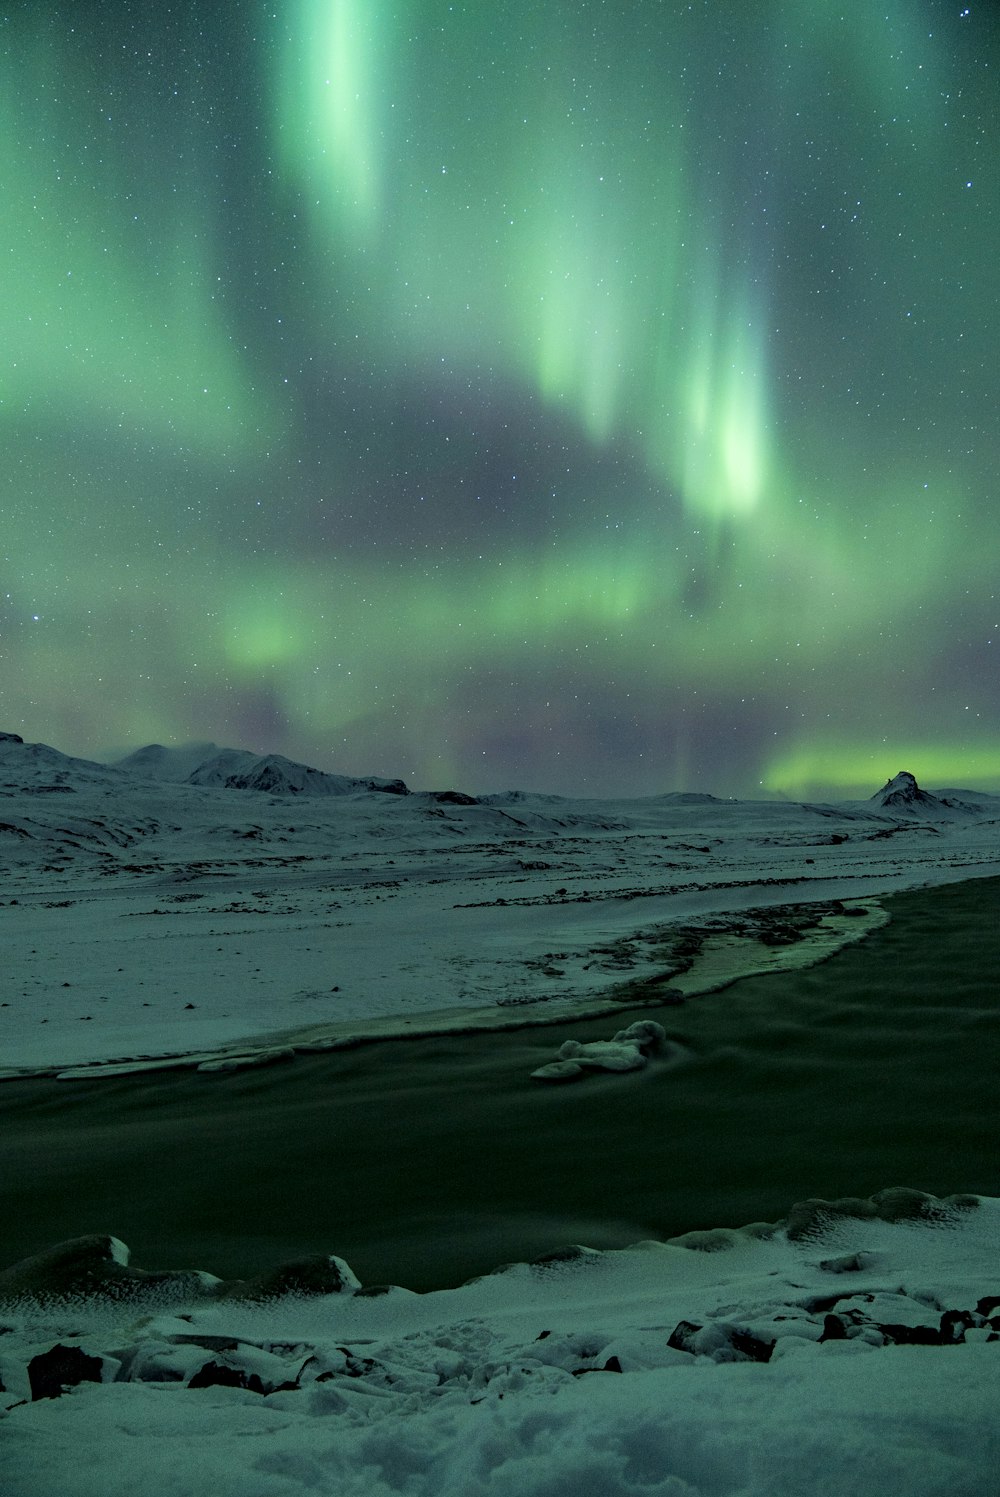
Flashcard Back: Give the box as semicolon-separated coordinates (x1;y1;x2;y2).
1;734;998;1493
1;1196;997;1496
2;734;998;1078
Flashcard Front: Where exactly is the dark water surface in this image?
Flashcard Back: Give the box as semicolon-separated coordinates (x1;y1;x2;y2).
2;877;997;1291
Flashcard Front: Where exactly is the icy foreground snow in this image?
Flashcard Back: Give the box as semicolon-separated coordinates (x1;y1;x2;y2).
2;733;999;1077
2;737;999;1493
1;1194;997;1496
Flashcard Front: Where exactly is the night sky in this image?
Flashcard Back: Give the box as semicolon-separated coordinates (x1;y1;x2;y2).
2;1;997;798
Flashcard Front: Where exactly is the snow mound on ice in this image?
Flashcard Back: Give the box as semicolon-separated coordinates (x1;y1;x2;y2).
531;1019;669;1081
0;1234;360;1307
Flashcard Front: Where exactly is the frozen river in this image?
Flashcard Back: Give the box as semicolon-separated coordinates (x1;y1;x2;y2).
3;875;997;1290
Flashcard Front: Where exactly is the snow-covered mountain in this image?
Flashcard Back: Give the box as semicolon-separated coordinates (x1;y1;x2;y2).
187;750;409;797
0;732;410;799
1;731;997;891
0;731;123;794
114;741;226;782
115;741;411;796
868;769;986;818
3;731;997;820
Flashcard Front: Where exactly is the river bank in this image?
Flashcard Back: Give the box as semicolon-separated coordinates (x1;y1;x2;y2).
2;876;996;1290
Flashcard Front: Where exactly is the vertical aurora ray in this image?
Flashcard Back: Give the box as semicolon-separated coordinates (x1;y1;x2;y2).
276;0;398;248
0;13;277;457
275;0;777;522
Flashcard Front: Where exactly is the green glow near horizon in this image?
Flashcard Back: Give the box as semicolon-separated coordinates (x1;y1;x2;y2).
764;745;1000;800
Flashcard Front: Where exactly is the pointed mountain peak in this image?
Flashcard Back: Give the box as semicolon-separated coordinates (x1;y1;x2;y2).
870;770;943;815
878;771;920;798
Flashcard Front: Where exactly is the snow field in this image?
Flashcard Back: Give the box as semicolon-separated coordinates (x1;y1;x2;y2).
2;1198;998;1497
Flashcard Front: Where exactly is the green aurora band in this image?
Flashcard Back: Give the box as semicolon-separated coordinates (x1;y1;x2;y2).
1;0;997;797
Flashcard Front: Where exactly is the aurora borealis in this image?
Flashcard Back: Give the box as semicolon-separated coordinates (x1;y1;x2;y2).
2;1;997;798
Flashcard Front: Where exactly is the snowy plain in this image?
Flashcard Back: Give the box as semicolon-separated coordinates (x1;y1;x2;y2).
2;733;998;1079
1;732;998;1494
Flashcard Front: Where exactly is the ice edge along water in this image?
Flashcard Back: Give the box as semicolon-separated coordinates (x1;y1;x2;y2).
3;731;999;1080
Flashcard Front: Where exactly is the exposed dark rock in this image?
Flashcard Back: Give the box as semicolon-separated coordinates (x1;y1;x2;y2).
573;1355;623;1376
876;1323;943;1347
28;1343;104;1400
188;1359;267;1395
608;974;687;1004
758;924;804;946
666;1320;775;1362
939;1309;978;1344
817;1252;880;1274
667;1320;701;1354
728;1329;775;1363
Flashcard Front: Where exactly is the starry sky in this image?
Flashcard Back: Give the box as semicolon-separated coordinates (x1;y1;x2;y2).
2;0;997;799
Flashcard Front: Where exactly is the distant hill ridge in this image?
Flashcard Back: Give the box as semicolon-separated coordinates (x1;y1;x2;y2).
0;733;409;798
188;751;409;797
0;732;996;809
123;744;409;797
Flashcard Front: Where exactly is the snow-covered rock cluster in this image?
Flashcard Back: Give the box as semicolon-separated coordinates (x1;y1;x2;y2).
2;1194;997;1496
